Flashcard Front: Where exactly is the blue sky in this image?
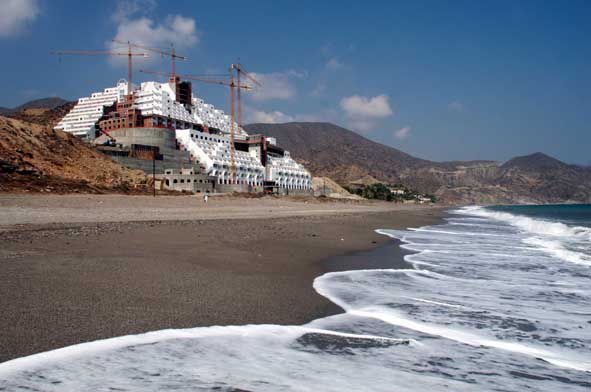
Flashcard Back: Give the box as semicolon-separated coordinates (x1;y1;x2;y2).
1;0;590;165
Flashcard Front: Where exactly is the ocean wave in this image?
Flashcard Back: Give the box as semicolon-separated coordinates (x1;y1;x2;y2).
458;206;591;241
2;206;590;391
0;324;412;379
456;206;591;266
314;268;591;373
350;307;591;373
523;237;591;266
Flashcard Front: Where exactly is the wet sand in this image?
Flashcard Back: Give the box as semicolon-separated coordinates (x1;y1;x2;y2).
0;194;444;363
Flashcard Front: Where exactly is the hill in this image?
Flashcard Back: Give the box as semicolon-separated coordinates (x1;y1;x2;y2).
0;116;146;193
7;101;76;127
245;122;591;204
501;152;569;171
245;122;435;184
0;97;75;127
0;97;69;116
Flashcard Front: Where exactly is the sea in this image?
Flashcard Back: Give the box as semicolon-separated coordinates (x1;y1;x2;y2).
1;204;590;391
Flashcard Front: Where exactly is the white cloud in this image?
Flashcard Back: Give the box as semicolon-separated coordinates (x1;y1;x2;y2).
325;57;344;70
247;70;305;101
340;94;393;118
448;101;464;111
111;15;198;50
245;110;295;124
339;94;393;131
394;126;411;140
109;3;198;68
0;0;39;37
244;107;338;125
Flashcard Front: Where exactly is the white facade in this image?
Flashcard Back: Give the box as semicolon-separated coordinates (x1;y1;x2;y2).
55;80;247;139
176;129;264;186
266;152;312;190
56;79;312;190
192;97;248;138
134;81;198;124
54;80;128;139
176;129;311;190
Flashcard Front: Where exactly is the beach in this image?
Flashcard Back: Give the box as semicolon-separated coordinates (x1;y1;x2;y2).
0;194;443;363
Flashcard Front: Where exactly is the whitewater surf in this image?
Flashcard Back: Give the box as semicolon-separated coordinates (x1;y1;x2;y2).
1;205;590;391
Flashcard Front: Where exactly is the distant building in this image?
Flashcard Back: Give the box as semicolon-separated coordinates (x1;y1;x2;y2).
389;188;405;195
55;78;312;193
416;195;433;204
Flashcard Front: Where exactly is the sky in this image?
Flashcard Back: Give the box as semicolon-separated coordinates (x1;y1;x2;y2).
0;0;590;165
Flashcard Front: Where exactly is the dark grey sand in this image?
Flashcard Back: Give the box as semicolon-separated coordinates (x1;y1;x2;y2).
323;239;415;273
0;195;444;363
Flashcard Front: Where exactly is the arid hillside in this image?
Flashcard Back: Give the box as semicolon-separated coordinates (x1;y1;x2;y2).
245;122;591;204
0;116;146;193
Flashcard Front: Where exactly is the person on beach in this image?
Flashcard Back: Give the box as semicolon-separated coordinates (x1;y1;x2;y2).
203;192;208;203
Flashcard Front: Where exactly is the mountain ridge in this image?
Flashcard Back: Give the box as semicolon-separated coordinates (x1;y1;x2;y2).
0;97;70;115
245;122;591;204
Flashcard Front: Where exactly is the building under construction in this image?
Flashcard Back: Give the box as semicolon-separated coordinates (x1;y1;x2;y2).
53;44;311;194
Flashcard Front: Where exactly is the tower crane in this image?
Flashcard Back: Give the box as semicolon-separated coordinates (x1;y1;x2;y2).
140;69;253;183
112;39;187;82
230;63;262;127
50;49;149;96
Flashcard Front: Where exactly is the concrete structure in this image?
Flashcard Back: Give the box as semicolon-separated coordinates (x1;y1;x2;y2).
176;129;265;187
56;79;245;139
100;127;177;151
54;80;128;139
99;144;195;175
158;168;215;193
266;152;311;190
176;129;311;190
56;78;312;193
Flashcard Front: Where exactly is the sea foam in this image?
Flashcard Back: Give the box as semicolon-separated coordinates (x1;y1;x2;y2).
459;205;591;241
2;206;590;391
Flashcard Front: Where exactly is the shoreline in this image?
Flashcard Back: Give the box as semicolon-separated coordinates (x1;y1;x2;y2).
0;195;446;363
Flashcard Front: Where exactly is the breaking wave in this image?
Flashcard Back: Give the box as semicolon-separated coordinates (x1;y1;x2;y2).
458;205;591;241
1;205;590;391
456;205;591;266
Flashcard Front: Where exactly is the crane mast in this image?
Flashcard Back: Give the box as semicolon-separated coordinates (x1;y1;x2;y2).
112;39;187;83
140;69;254;184
229;72;236;183
50;49;148;97
231;63;262;127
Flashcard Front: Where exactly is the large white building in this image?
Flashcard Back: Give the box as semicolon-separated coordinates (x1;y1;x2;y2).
54;80;128;138
56;80;247;139
176;128;265;187
267;152;311;190
55;79;311;191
